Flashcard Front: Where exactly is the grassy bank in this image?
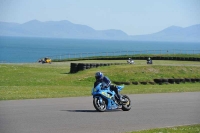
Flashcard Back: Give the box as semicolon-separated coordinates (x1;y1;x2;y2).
128;124;200;133
0;60;200;100
53;54;200;62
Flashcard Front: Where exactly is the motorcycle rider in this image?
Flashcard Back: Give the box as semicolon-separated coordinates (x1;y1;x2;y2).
147;57;152;64
127;58;134;64
94;72;125;102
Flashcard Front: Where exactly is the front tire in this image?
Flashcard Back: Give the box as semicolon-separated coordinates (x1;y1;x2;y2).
121;95;131;111
93;97;107;112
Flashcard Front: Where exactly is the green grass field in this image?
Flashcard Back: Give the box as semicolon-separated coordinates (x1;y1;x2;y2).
0;60;200;100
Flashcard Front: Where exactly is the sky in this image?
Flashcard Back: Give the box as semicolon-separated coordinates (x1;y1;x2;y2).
0;0;200;35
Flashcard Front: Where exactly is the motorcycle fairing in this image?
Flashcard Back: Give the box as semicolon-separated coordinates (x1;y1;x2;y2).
92;83;124;110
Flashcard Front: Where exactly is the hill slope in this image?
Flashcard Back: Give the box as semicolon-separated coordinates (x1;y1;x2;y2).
130;25;200;42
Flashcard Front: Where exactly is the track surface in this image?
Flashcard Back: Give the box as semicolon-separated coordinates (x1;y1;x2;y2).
0;92;200;133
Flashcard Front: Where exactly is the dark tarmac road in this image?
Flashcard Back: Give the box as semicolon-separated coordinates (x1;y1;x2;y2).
0;92;200;133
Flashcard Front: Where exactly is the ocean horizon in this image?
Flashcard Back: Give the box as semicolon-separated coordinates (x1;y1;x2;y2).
0;36;200;63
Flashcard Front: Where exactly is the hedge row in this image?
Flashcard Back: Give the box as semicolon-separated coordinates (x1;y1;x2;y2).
70;63;126;73
147;57;200;61
95;56;200;61
55;56;200;62
113;78;200;85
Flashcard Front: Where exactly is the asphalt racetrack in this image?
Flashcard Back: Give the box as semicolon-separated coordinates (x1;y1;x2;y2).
0;92;200;133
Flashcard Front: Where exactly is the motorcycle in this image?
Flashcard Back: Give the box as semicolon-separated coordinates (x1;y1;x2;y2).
147;60;153;64
127;58;134;64
91;83;131;112
127;59;134;64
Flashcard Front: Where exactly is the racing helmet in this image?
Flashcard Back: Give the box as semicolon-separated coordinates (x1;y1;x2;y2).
95;72;104;80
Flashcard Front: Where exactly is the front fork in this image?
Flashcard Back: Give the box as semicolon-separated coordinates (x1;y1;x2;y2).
98;96;103;104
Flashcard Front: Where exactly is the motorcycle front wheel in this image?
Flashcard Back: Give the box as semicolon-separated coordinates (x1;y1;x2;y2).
93;97;107;112
121;95;131;111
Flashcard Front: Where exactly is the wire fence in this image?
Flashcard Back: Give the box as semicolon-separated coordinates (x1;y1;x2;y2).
48;49;200;61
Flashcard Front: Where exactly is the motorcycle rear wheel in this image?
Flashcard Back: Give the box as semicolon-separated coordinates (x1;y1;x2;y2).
121;95;131;111
93;97;107;112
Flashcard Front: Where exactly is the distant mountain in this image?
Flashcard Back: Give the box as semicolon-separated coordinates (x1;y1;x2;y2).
130;25;200;42
0;20;128;40
0;20;200;42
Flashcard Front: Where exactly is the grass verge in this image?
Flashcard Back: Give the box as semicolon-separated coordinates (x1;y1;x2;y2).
0;60;200;100
128;124;200;133
0;84;199;100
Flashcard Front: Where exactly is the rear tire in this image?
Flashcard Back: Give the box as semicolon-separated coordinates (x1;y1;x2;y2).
93;97;106;112
121;95;131;111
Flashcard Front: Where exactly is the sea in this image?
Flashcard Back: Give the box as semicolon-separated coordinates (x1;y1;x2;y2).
0;36;200;63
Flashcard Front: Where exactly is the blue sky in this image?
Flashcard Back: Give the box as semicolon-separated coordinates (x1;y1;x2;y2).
0;0;200;35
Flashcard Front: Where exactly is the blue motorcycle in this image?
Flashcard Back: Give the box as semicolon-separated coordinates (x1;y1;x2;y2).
91;83;131;112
